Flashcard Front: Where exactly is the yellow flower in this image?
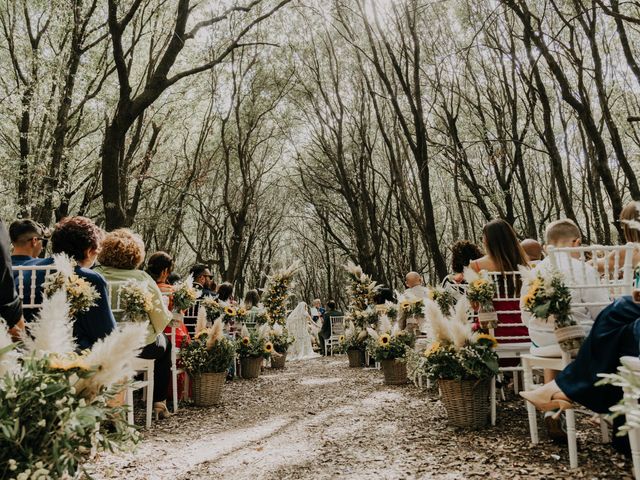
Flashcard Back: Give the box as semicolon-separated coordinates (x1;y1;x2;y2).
378;334;391;346
265;342;274;353
471;279;486;289
242;336;250;346
399;300;411;311
238;308;247;316
224;306;236;316
424;341;441;357
476;333;498;349
339;335;345;343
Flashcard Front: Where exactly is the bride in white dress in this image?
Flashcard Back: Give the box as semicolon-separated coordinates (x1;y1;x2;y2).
286;302;320;361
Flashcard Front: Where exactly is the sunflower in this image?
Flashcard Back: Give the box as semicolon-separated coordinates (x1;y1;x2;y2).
265;342;274;353
424;341;441;357
242;336;250;346
399;300;411;311
339;335;345;343
476;333;498;349
238;307;247;316
471;279;486;289
378;333;391;346
224;306;236;316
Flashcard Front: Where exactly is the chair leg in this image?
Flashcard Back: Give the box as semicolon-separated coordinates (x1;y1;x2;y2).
599;415;610;443
126;387;134;426
513;370;520;394
522;358;539;444
490;376;496;426
146;368;154;429
629;426;640;480
566;409;578;468
171;367;178;413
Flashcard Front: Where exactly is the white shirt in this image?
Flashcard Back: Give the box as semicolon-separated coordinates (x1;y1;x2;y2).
520;254;610;357
404;285;431;301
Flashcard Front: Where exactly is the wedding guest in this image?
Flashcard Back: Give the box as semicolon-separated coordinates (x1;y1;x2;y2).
0;219;23;336
94;229;173;419
167;272;181;285
520;295;640;454
243;289;261;310
470;219;530;364
9;219;49;266
597;201;640;275
404;272;430;299
310;298;324;322
51;216;115;349
320;300;342;355
190;264;215;298
217;282;234;303
9;219;54;321
444;240;484;285
521;238;543;264
520;219;609;439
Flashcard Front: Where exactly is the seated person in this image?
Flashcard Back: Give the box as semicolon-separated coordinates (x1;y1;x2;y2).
9;219;53;321
310;298;324;322
444;240;483;285
596;201;640;275
190;264;215;298
404;272;430;299
520;295;640;454
95;229;173;419
319;300;342;354
0;219;23;335
521;238;543;265
521;219;609;359
50;216;116;349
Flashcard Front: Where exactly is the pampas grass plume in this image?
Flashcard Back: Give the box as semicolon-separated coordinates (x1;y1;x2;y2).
0;321;20;377
206;318;224;350
379;315;392;334
24;291;76;357
195;305;207;335
424;300;450;343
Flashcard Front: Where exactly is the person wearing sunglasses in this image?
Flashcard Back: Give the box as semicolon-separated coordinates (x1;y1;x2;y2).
9;219;50;266
9;219;54;322
189;263;216;298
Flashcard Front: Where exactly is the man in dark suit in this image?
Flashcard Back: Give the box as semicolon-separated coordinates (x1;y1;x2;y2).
319;300;342;355
0;220;23;337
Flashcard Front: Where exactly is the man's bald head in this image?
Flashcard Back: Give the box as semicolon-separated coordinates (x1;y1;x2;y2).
521;239;543;262
405;271;422;288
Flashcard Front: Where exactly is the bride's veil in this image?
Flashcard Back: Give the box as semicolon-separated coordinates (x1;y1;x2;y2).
286;302;308;329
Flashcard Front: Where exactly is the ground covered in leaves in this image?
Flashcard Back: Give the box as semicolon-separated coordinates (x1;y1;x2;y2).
88;357;632;479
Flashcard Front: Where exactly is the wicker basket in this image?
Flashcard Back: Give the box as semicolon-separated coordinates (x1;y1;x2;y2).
554;325;585;356
347;349;365;368
438;378;491;429
380;359;408;385
271;352;287;369
240;356;263;379
192;372;226;407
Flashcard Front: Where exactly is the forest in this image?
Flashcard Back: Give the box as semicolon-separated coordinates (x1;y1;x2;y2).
1;0;639;304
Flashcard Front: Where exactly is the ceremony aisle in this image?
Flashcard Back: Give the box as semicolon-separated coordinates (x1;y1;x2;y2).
89;358;630;479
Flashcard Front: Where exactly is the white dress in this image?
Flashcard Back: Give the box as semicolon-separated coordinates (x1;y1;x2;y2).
286;303;320;361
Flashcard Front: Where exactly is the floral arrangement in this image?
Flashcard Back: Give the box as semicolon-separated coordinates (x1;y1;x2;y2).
520;267;581;352
344;261;379;312
201;297;246;325
236;325;273;358
429;287;456;315
345;307;379;329
253;305;270;325
118;279;153;322
0;291;148;479
201;296;223;321
42;254;99;316
366;316;415;361
181;319;235;375
262;262;300;325
418;298;499;381
398;296;424;320
268;323;295;354
172;274;199;312
463;268;495;308
338;321;368;353
384;302;398;321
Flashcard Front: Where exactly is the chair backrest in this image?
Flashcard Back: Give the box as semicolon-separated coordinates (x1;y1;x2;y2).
487;271;530;343
182;301;201;336
547;243;635;308
330;316;345;336
106;280;132;321
13;264;57;308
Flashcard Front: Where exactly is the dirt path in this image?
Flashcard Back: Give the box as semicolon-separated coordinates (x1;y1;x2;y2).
89;357;632;479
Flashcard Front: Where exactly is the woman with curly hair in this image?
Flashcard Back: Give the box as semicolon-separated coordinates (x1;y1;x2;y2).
445;240;484;284
95;229;173;419
50;216;116;350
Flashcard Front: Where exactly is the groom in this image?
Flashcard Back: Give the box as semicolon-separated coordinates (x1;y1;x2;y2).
319;300;342;355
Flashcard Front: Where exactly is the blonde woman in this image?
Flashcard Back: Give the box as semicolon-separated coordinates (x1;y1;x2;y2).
597;201;640;275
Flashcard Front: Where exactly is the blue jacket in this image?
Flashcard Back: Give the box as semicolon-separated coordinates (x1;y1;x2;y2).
73;266;116;351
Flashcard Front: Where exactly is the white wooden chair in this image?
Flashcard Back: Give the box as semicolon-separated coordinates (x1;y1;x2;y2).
182;301;201;336
521;243;635;468
13;264;57;317
106;281;156;428
325;316;345;356
481;271;532;426
160;293;190;413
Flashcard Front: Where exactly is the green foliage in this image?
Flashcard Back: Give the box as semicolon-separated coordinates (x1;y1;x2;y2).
367;331;415;361
0;357;137;480
420;335;499;381
181;334;236;375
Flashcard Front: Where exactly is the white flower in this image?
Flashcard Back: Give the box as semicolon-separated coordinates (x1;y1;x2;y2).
8;459;16;470
37;419;46;427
